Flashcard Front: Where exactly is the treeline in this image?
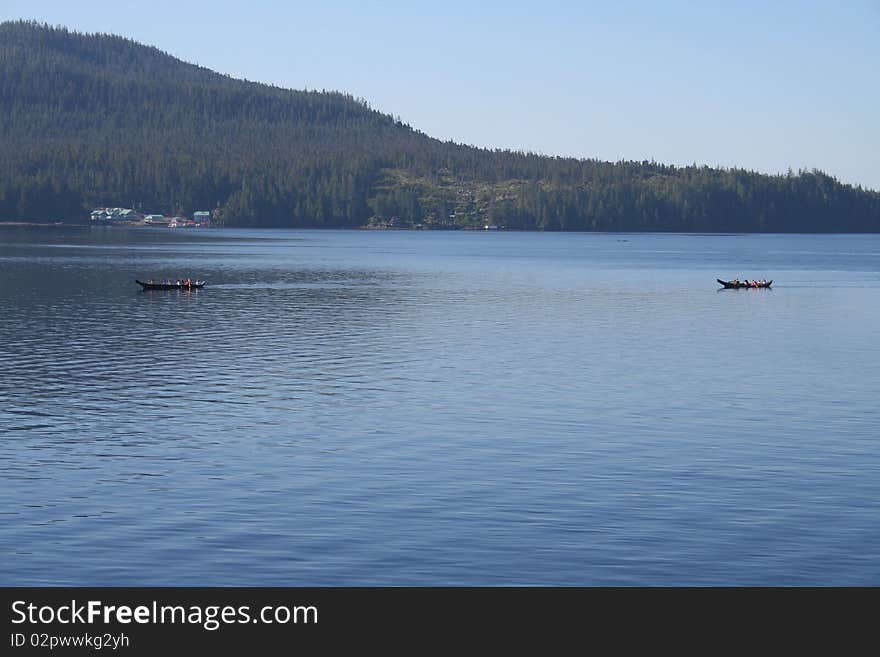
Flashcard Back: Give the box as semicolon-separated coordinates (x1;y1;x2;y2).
1;20;878;231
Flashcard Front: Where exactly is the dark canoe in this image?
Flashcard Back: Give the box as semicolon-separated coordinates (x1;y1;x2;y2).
717;278;772;289
136;280;206;290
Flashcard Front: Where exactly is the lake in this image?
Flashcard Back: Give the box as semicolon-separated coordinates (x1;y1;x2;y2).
1;227;878;585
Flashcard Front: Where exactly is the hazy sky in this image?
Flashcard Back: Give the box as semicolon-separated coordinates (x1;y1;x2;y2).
3;0;878;190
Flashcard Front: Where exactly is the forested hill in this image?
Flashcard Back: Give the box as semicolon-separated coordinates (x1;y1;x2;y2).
2;21;878;231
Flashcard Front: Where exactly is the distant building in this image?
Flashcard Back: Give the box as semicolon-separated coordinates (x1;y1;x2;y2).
91;207;139;223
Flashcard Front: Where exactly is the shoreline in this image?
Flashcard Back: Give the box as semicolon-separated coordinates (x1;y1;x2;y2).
0;221;81;227
2;221;878;235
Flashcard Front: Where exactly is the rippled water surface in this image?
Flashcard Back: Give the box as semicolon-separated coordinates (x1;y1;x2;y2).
1;227;879;585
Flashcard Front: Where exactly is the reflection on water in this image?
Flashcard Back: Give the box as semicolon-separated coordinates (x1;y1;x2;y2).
1;227;879;585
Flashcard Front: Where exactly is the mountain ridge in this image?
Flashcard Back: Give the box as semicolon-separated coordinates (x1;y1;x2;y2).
1;20;878;231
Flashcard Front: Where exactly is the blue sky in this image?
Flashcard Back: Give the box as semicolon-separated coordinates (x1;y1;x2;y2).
2;0;878;190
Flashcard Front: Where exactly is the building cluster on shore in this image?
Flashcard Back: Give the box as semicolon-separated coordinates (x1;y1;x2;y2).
90;208;212;227
366;214;503;231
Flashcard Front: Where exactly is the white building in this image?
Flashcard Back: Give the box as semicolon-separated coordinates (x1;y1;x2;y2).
91;207;140;223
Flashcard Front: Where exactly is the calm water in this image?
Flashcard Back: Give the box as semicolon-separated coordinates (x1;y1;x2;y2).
1;227;878;585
